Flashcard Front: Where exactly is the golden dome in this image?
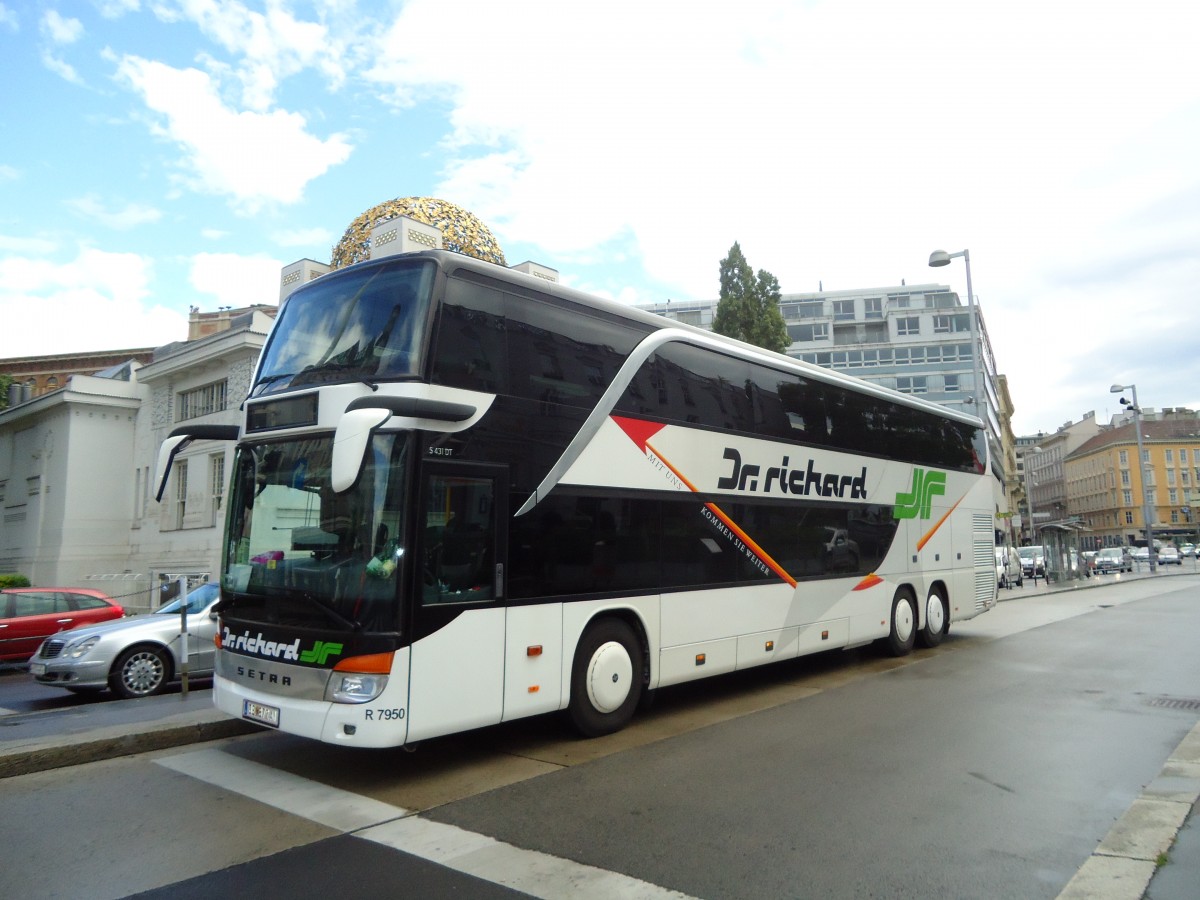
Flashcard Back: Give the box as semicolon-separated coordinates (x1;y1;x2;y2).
331;197;506;269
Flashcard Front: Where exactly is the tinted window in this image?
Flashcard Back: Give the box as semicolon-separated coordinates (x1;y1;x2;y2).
508;492;898;600
615;341;983;474
433;273;649;409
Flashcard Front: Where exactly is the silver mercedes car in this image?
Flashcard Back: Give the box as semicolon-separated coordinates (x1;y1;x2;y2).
29;582;220;698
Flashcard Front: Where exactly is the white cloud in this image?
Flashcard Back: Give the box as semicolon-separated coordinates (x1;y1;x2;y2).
41;10;83;43
115;55;353;212
41;52;84;84
95;0;140;18
67;194;162;229
0;234;59;254
0;4;18;31
154;0;347;110
0;247;186;354
0;163;18;181
188;251;283;308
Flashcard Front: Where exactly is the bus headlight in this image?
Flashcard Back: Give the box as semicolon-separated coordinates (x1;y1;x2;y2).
327;673;388;704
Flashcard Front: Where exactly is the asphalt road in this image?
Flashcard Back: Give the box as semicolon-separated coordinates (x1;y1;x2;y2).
2;574;1199;899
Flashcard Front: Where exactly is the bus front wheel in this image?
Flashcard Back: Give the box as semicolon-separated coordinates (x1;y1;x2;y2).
917;586;948;648
885;589;917;657
568;618;644;737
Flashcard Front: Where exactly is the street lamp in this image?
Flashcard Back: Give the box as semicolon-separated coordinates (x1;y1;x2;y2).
929;249;985;415
1110;383;1156;574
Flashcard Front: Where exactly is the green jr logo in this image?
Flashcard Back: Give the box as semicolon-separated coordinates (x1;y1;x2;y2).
894;468;946;520
300;640;344;665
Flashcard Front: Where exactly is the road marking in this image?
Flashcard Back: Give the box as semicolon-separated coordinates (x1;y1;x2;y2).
0;707;18;717
158;747;694;899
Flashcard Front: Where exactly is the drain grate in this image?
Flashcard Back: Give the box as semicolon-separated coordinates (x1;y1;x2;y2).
1147;696;1200;711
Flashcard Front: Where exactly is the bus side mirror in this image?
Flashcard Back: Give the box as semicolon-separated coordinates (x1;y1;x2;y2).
331;407;393;493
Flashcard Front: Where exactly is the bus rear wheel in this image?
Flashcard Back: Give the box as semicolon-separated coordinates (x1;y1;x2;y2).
885;589;917;657
918;586;948;648
568;618;644;737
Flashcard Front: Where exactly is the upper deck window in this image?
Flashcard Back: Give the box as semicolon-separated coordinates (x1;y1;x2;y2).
253;259;437;396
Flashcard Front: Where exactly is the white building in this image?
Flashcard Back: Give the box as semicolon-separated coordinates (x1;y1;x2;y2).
0;309;273;611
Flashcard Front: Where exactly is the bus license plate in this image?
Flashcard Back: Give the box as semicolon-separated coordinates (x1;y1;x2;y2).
243;699;280;728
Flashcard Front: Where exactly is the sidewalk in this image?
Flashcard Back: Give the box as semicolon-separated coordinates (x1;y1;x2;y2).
2;570;1198;899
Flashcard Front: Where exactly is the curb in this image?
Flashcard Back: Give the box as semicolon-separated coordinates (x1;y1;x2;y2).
0;710;262;779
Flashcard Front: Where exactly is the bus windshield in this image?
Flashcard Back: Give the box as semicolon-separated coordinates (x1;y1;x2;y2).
222;433;409;633
252;258;437;396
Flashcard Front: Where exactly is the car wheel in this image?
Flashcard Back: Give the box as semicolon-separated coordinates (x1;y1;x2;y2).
110;646;171;699
917;586;947;648
884;589;917;657
568;618;644;737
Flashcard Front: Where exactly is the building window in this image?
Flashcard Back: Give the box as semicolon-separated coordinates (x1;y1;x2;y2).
1182;449;1190;464
175;459;188;530
896;317;920;336
944;374;960;392
798;302;823;318
1119;450;1128;466
832;299;855;321
1125;511;1134;524
897;376;927;394
1171;509;1180;524
1168;469;1177;487
863;298;882;319
177;380;228;422
211;454;225;526
1166;449;1174;464
1121;470;1130;486
675;310;703;327
787;323;829;342
1169;489;1178;504
933;313;968;333
1123;490;1132;506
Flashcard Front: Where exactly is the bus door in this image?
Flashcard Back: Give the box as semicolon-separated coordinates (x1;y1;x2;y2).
406;462;507;742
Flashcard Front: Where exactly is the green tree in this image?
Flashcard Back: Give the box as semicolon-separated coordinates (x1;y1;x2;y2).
0;373;11;410
711;242;790;354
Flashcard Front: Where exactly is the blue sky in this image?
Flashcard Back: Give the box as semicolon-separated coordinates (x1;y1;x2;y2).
1;0;1198;436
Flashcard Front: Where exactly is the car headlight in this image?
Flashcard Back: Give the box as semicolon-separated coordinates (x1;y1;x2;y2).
326;673;388;704
64;635;101;659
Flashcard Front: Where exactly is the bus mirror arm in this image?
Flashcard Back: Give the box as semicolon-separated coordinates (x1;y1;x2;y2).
332;396;478;493
331;407;393;493
153;424;239;503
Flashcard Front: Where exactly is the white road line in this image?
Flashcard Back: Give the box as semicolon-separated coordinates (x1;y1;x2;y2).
0;707;18;717
158;747;695;900
360;817;695;900
157;747;408;833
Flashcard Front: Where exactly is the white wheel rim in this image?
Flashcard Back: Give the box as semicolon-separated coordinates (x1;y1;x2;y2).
926;592;945;635
894;599;915;643
586;640;633;713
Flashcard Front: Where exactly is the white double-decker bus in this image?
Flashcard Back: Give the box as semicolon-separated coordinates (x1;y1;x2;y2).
158;249;995;748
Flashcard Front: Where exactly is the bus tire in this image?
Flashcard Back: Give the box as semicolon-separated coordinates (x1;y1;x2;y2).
885;589;917;657
917;586;948;648
568;618;643;737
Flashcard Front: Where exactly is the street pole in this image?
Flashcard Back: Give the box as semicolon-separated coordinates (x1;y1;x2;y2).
929;249;986;415
1112;383;1156;574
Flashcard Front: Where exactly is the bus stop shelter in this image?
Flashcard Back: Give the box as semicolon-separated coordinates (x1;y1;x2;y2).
1041;522;1090;583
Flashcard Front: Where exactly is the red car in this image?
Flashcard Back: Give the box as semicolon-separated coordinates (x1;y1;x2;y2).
0;588;125;661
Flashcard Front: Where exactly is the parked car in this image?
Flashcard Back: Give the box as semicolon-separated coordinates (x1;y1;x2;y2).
1018;545;1045;578
1130;546;1151;566
1157;546;1182;566
1094;547;1131;574
1;588;125;662
995;546;1022;587
1179;543;1195;558
29;582;219;698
